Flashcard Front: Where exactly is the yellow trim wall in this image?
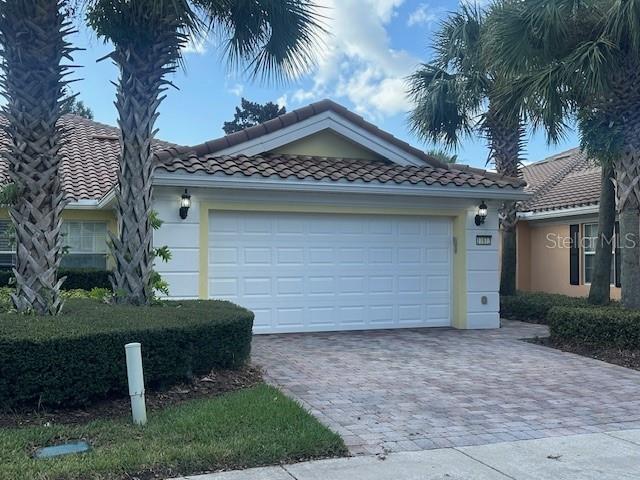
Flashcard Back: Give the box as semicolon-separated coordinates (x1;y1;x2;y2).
61;209;117;235
0;207;117;233
452;213;468;329
198;201;468;329
0;207;117;268
271;129;386;161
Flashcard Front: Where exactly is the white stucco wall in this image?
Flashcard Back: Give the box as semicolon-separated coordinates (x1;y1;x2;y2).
464;202;500;329
153;185;502;329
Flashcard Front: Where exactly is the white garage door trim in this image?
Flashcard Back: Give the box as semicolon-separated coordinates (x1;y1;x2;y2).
208;210;453;334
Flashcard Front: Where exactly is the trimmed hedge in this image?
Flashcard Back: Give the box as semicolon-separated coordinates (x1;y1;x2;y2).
500;291;589;323
0;268;112;290
0;299;254;409
548;306;640;349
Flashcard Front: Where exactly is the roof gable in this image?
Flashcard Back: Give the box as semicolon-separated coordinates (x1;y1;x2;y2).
155;99;448;168
270;129;386;161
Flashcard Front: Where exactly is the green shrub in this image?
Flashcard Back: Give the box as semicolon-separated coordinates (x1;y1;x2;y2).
0;268;112;290
500;291;589;323
59;268;112;290
0;287;111;313
63;287;112;302
0;270;11;288
0;299;254;409
0;287;11;312
548;306;640;349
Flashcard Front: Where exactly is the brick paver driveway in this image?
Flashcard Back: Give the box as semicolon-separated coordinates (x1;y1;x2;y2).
252;321;640;455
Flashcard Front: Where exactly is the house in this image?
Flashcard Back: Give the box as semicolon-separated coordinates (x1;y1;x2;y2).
516;148;620;299
0;100;527;333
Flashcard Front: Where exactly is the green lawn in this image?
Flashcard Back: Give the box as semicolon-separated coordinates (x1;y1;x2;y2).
0;385;347;480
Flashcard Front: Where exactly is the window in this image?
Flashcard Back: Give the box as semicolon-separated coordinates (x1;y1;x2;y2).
0;220;15;269
61;221;108;269
583;223;616;284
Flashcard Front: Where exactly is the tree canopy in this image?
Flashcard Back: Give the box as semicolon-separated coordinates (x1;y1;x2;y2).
223;98;286;134
64;91;94;119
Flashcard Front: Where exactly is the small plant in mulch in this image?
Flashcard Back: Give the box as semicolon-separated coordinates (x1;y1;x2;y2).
528;337;640;371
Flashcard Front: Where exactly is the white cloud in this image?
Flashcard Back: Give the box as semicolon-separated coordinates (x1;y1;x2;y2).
182;35;208;54
283;0;421;119
227;83;244;97
407;4;438;27
276;94;288;109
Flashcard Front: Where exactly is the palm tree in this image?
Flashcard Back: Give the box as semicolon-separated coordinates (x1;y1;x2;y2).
0;0;76;314
486;0;640;308
81;0;323;305
407;3;525;296
427;149;458;164
587;163;616;305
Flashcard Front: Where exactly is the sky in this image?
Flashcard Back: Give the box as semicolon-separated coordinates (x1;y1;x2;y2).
69;0;578;168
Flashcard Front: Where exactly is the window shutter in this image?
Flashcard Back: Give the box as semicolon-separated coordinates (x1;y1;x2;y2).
615;221;621;288
570;224;580;285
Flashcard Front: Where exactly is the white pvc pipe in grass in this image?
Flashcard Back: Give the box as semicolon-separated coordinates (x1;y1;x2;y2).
125;343;147;426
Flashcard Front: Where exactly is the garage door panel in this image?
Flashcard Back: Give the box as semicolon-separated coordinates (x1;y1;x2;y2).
209;211;452;333
209;278;238;296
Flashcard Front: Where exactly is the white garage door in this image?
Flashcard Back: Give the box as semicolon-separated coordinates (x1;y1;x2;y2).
208;211;452;333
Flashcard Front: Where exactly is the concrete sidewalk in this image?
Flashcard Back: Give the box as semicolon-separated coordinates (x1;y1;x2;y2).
172;429;640;479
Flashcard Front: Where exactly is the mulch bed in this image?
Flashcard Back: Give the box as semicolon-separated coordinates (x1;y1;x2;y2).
0;366;263;429
530;337;640;371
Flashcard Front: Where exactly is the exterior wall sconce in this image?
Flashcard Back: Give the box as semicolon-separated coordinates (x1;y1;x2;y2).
179;189;191;220
475;201;488;226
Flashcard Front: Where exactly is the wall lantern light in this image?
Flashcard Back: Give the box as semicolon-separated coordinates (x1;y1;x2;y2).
475;201;488;226
179;189;191;220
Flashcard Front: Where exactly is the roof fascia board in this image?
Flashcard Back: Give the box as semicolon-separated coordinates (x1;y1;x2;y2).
519;205;599;220
154;171;530;201
213;111;426;166
97;189;116;209
66;200;100;209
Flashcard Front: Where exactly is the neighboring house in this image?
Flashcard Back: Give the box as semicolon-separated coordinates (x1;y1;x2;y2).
0;100;527;333
517;148;620;299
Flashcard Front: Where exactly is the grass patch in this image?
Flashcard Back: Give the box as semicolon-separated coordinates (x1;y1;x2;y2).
0;385;347;480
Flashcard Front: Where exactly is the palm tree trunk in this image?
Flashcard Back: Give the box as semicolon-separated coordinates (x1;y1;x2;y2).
587;162;616;305
108;20;182;305
614;149;640;309
0;0;74;314
485;107;524;297
500;201;518;296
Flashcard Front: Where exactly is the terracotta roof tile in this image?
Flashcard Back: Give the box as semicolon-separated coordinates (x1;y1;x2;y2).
521;149;600;212
0;100;528;202
159;153;526;190
0;114;174;201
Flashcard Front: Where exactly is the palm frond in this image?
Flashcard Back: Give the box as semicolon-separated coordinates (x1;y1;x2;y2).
604;0;640;55
85;0;199;43
484;0;600;74
563;36;619;95
493;63;572;144
407;65;476;148
433;2;483;72
483;0;546;74
199;0;326;82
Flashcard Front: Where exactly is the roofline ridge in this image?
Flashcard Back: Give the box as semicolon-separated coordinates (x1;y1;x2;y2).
449;163;527;186
524;149;588;208
524;147;582;167
61;113;120;133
